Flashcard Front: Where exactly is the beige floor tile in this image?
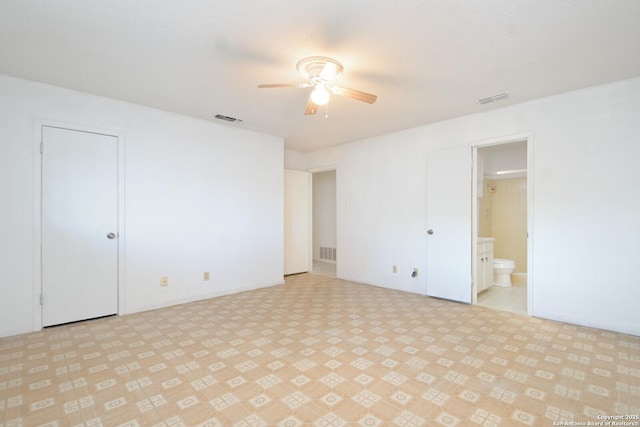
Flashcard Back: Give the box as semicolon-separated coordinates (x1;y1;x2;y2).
1;273;639;426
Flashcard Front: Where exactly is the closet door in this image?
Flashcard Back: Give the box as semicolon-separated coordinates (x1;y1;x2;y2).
41;126;119;326
284;170;311;275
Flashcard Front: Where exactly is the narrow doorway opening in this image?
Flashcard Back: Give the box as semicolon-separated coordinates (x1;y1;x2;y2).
311;170;336;277
473;139;530;315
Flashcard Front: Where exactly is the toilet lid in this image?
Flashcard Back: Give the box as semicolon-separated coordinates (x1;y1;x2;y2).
494;258;515;268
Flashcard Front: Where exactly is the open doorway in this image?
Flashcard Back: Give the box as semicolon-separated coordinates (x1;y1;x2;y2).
311;169;337;277
473;138;531;315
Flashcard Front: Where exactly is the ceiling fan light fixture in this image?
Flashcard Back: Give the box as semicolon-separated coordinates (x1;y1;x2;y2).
258;55;377;115
311;85;330;105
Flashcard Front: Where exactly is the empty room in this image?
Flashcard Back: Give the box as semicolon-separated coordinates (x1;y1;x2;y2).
1;2;639;426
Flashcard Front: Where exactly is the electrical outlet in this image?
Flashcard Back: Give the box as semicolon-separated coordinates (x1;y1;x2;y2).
392;265;398;274
203;272;210;281
160;276;168;287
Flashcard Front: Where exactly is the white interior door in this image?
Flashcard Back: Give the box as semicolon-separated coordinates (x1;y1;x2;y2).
426;146;472;303
42;126;118;326
284;170;311;275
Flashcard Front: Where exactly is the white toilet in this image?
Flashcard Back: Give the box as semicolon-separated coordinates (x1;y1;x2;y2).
493;258;516;287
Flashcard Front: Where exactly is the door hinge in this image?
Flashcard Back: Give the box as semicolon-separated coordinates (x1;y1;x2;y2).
40;294;43;305
40;142;44;154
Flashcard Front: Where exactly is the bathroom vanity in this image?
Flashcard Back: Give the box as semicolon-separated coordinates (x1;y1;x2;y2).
477;237;495;293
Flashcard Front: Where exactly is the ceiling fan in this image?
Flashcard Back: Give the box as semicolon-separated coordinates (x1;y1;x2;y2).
258;56;377;115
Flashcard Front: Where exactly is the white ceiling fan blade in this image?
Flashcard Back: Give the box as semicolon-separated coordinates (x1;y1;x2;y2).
304;95;318;115
329;85;377;104
258;83;312;88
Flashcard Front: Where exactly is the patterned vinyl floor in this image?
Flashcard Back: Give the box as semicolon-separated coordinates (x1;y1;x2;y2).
1;273;638;426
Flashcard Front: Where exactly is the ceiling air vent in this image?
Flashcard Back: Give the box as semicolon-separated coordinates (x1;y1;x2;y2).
214;114;242;123
478;92;509;105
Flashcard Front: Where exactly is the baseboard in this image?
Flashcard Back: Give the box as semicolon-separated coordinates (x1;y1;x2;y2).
313;259;336;264
512;272;527;285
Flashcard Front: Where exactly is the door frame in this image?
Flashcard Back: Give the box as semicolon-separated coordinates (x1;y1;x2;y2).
470;132;534;314
32;120;126;330
284;169;312;275
309;166;337;276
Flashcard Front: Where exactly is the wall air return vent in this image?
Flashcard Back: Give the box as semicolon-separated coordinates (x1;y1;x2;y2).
320;247;336;261
214;114;243;122
478;92;509;105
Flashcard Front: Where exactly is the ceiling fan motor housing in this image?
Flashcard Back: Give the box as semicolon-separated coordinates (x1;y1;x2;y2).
297;56;343;81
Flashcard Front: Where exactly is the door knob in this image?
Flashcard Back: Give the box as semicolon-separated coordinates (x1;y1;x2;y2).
427;229;434;235
107;232;117;239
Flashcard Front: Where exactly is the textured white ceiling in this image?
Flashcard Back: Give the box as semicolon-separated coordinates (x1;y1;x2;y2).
1;1;640;151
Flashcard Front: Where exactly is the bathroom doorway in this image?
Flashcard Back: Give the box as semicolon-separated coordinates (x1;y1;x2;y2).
311;169;337;277
472;136;532;315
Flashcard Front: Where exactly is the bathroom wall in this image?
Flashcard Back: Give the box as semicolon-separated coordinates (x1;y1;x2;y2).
481;178;528;274
478;187;493;237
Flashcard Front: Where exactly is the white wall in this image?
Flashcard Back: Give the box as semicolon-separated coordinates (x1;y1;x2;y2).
284;149;309;171
0;74;284;338
306;76;640;336
312;170;336;261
